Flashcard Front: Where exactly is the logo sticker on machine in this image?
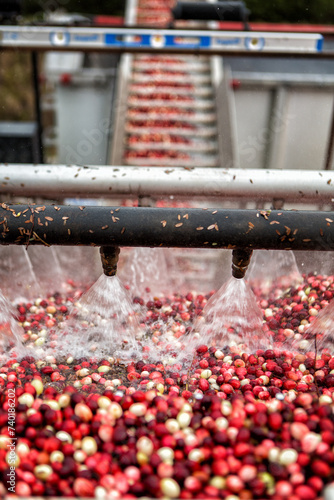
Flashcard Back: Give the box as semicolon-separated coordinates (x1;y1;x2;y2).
169;36;210;48
211;36;242;49
244;37;265;50
49;31;70;47
150;35;166;48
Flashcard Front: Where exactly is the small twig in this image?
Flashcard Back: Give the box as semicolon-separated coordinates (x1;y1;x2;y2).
25;206;35;249
32;231;50;247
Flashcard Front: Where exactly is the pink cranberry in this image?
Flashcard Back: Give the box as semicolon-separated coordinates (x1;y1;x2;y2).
73;478;95;497
294;485;317;500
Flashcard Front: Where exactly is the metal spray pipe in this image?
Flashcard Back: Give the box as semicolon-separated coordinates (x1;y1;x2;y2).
0;205;334;252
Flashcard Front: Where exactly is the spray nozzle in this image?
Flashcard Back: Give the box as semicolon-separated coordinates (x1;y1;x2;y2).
232;248;253;279
100;246;120;277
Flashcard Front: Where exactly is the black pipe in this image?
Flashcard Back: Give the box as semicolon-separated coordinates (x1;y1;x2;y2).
172;1;249;23
0;205;334;251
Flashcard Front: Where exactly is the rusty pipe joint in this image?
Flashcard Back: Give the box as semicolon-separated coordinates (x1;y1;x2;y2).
232;248;253;279
100;246;120;277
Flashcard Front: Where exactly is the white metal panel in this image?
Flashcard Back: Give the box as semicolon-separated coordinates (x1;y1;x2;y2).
56;78;114;165
280;89;334;170
233;89;272;169
44;51;84;76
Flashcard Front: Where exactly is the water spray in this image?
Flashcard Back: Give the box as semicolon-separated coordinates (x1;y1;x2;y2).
100;246;120;277
232;248;253;279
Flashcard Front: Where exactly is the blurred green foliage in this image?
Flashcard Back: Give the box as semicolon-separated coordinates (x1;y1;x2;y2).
22;0;125;18
21;0;334;24
246;0;334;24
0;52;33;120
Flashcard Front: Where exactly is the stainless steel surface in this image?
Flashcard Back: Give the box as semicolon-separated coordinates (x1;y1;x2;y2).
225;55;334;171
212;60;238;169
0;164;333;203
109;54;133;165
56;72;115;165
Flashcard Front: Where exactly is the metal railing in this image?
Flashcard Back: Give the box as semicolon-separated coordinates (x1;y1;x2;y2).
0;26;329;57
0;165;333;206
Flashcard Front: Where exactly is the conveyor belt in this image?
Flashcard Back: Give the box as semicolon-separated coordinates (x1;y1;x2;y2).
120;0;222;289
122;1;220;169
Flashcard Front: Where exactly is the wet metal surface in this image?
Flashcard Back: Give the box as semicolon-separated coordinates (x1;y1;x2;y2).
0;204;333;251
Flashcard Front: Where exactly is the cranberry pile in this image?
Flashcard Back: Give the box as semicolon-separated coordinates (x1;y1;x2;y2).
1;273;334;498
125;150;191;160
127;108;195;117
128;93;195;103
126;119;197;131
